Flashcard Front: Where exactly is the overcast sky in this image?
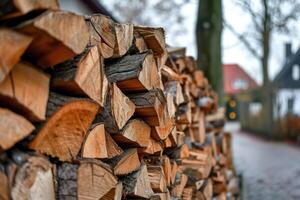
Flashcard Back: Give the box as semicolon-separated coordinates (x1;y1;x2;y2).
100;0;300;84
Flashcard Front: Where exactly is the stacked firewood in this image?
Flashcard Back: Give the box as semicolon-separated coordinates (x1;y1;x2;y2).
0;1;239;200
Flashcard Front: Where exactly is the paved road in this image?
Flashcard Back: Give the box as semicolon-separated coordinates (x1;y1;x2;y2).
225;123;300;200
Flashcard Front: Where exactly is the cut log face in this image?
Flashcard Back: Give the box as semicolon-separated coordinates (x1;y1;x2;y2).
17;10;89;68
100;182;123;200
134;32;148;53
105;52;160;92
166;144;190;159
107;148;141;176
152;118;174;140
113;119;151;147
122;163;153;198
0;108;34;151
161;156;172;187
171;173;188;198
94;83;135;133
11;156;55;200
30;93;99;161
0;0;59;19
0;29;32;83
128;89;168;126
81;123;123;159
87;14;116;58
52;46;108;108
147;165;167;193
140;137;163;155
78;160;118;200
134;26;166;56
0;62;49;122
113;23;133;58
0;170;9;200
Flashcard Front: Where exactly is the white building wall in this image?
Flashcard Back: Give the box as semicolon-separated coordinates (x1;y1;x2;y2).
274;89;300;119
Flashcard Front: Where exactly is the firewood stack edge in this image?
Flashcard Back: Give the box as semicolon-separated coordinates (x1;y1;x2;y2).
0;1;240;200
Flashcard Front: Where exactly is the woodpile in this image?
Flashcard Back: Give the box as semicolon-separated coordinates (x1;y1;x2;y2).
0;1;240;200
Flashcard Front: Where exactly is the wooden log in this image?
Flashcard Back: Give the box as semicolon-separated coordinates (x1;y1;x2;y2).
11;156;55;200
56;163;78;200
0;29;32;83
0;170;9;200
147;165;167;193
161;156;172;187
113;23;133;58
0;0;58;19
105;52;160;92
134;26;165;56
0;62;49;122
51;45;108;107
121;163;153;198
166;93;176;119
86;14;116;58
113;119;151;147
17;10;89;68
30;92;99;161
81;124;123;159
170;161;178;185
164;81;185;106
171;173;188;198
182;187;193;200
140;137;163;155
152;118;174;140
128;89;168;126
176;103;192;124
150;191;171;200
78;160;118;200
134;31;148;53
94;83;135;133
106;148;141;176
193;70;205;88
100;182;123;200
166;144;189;159
0;108;34;151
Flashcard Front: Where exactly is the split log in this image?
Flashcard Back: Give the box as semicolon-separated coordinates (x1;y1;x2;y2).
128;89;168;126
182;187;193;200
121;163;153;198
166;93;176;119
134;26;165;56
0;0;58;19
56;163;78;200
105;52;160;92
78;160;118;200
30;92;99;161
81;124;123;159
166;144;189;159
171;173;188;198
176;103;192;124
161;156;172;187
151;118;174;140
147;165;167;193
164;81;185;106
0;108;34;151
0;29;32;83
0;62;49;122
17;10;89;68
101;182;123;200
134;31;148;53
86;14;116;58
150;192;171;200
94;83;135;133
140;137;163;155
113;23;133;58
51;45;108;107
11;156;55;200
170;161;178;185
113;119;151;147
193;70;205;88
0;170;9;200
106;149;141;176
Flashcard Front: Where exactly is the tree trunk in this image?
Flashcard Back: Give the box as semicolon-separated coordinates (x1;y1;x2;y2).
196;0;223;104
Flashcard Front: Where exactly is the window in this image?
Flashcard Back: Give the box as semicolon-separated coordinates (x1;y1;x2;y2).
232;79;249;90
292;64;300;80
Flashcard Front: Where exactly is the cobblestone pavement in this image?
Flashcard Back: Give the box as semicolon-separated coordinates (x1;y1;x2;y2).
225;122;300;200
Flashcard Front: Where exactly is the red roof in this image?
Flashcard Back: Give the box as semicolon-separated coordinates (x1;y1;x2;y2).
223;64;258;94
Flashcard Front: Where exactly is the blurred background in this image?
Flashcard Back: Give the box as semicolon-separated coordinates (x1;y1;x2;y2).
60;0;300;199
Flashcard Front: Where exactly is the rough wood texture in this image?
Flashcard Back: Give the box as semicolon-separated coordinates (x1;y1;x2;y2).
81;123;123;159
11;156;55;200
17;10;89;68
166;144;190;159
101;182;123;200
107;148;141;176
134;26;165;56
164;81;185;106
0;62;49;122
86;14;116;58
52;46;108;108
30;92;99;161
152;118;174;140
0;108;34;151
0;170;9;200
113;23;133;58
0;0;58;19
121;163;153;198
56;163;78;200
140;137;163;155
105;52;160;92
78;160;118;200
94;83;135;133
0;29;32;83
113;119;151;147
171;173;188;198
128;89;168;126
147;165;167;193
